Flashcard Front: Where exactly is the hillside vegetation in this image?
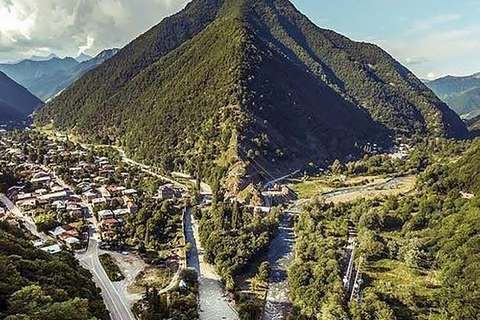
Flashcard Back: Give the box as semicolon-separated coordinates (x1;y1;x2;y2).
289;138;480;319
36;0;468;189
0;221;109;320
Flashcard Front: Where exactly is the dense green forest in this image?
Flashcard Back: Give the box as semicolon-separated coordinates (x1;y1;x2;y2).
288;139;480;319
199;198;281;291
36;0;468;190
0;222;108;320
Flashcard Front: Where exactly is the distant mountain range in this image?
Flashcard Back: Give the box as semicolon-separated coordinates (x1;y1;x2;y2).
426;72;480;119
0;71;43;122
36;0;468;189
0;49;119;101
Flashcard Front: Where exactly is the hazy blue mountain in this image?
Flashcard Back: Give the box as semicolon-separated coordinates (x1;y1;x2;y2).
76;53;93;63
0;71;43;121
0;49;118;101
29;53;59;62
427;72;480;118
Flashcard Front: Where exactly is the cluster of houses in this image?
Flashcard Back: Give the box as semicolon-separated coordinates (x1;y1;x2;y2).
0;132;189;254
5;164;87;251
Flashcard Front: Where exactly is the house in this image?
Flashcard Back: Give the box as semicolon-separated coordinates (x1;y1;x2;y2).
98;210;114;220
83;190;98;201
65;237;80;248
41;244;62;255
92;197;107;208
123;189;137;196
50;226;67;238
113;208;129;218
17;198;37;210
122;196;138;213
31;176;51;185
38;191;69;202
98;186;111;199
158;184;175;200
32;239;45;248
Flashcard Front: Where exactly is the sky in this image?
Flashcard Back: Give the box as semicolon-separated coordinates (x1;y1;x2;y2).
0;0;479;79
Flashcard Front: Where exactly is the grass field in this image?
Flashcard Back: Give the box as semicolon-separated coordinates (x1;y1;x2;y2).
290;174;417;203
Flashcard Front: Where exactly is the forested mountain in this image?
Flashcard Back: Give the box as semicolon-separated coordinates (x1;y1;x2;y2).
0;221;109;320
426;72;480;119
0;49;118;101
36;0;468;190
0;71;43;122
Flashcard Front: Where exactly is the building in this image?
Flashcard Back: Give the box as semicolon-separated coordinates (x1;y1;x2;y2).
41;244;62;254
158;184;175;200
98;209;114;220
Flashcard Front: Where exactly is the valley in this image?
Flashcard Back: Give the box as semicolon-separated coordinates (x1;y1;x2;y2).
0;0;479;320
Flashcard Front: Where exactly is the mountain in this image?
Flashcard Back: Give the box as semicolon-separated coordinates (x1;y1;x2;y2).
29;53;59;62
0;71;43;122
36;0;469;188
426;72;480;119
75;53;93;63
0;49;118;101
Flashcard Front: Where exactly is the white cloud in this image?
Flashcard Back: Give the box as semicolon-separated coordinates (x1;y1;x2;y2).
409;14;462;32
0;0;190;62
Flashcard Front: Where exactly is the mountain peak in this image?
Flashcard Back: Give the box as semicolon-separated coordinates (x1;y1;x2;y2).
36;0;468;188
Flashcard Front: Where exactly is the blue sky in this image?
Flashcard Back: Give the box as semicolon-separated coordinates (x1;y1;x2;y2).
292;0;480;78
1;0;479;79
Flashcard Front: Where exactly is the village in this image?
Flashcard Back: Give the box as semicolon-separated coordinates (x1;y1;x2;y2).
0;130;188;258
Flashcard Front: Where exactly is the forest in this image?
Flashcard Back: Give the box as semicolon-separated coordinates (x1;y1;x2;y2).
0;221;108;320
288;138;480;319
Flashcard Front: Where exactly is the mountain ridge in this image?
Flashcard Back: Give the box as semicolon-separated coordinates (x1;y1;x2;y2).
0;49;119;101
0;71;43;122
426;71;480;119
36;0;469;189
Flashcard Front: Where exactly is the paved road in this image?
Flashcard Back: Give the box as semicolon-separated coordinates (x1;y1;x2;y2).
0;193;47;240
263;212;295;320
184;209;238;320
77;226;135;320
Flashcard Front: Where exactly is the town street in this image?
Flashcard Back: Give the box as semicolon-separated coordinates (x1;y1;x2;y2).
76;226;136;320
0;193;46;240
184;209;239;320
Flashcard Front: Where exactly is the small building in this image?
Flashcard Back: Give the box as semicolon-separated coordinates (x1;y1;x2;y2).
41;244;62;255
158;184;175;200
92;197;107;208
50;226;67;238
98;209;114;220
33;239;45;248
